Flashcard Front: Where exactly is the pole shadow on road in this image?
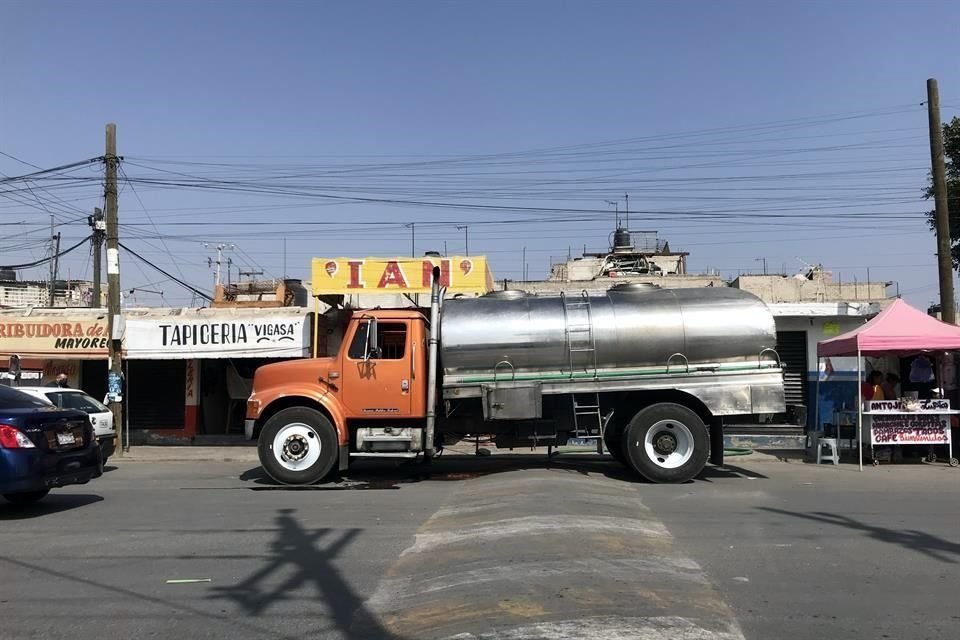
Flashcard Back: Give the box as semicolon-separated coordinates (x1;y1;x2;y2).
758;507;960;563
208;508;403;639
0;494;103;520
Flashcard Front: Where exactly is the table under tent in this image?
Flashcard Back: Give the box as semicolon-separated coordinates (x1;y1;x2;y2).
816;299;960;470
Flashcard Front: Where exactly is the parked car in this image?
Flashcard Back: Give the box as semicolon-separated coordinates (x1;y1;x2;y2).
16;387;117;461
0;385;103;505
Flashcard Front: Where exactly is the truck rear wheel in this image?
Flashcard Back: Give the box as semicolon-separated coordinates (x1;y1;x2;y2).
622;403;709;483
258;407;338;485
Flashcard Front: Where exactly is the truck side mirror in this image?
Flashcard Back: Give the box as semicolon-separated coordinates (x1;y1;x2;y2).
365;318;379;361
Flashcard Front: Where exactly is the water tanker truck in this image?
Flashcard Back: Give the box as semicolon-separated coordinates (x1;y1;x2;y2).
245;271;785;484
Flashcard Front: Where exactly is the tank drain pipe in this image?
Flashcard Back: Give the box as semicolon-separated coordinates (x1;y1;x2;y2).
425;266;442;456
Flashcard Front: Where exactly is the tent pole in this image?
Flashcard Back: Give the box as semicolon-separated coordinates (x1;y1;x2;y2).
858;348;863;471
815;356;821;432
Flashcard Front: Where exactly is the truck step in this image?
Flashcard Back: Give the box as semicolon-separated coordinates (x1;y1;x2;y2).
350;452;419;458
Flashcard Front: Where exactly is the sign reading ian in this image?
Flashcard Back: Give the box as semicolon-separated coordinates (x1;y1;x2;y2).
311;256;493;296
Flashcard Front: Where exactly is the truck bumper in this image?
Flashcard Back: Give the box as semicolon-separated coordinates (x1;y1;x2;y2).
244;419;256;440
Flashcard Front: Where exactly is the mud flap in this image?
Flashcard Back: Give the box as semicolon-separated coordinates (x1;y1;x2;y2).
339;444;349;471
710;417;724;466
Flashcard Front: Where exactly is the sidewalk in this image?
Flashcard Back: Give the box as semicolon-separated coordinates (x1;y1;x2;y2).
112;446;259;463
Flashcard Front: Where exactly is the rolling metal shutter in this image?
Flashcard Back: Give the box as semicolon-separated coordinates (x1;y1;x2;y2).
128;360;185;429
776;331;808;408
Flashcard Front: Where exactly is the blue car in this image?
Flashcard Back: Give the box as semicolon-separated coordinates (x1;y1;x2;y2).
0;384;103;505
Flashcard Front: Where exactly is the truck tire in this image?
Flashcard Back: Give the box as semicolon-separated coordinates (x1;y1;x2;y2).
258;407;339;485
622;403;709;483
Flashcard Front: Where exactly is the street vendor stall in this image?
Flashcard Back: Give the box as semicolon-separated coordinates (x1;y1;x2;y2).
817;299;960;470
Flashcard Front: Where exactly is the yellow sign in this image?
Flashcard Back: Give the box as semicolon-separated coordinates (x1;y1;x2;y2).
823;322;841;336
312;256;493;296
0;318;109;358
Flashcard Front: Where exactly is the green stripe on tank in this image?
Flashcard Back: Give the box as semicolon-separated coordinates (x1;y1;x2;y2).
455;362;778;384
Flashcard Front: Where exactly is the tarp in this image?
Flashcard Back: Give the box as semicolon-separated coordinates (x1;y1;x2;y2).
817;299;960;357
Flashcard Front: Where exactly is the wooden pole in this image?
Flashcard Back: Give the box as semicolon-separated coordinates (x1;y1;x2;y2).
928;78;956;323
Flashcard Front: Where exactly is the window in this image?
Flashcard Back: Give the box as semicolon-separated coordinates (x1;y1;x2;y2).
0;385;50;409
347;321;407;360
47;391;108;413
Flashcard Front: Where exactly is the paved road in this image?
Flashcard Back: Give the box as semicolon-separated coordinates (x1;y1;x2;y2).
1;454;959;639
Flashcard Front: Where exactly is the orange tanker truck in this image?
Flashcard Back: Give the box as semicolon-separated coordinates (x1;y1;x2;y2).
245;261;785;485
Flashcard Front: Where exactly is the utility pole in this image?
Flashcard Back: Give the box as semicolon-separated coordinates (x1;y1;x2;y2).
48;215;61;306
457;225;469;256
104;123;124;456
928;78;956;323
407;223;416;257
89;207;105;307
522;246;526;281
624;192;629;230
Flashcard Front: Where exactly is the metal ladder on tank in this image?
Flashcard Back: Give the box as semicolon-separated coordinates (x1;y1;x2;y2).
560;290;598;378
561;291;608;453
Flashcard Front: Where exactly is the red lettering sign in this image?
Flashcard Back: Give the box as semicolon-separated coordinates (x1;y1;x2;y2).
347;261;364;289
377;261;409;289
422;260;451;288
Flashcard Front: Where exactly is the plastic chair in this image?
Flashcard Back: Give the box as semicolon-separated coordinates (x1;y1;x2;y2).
816;437;840;465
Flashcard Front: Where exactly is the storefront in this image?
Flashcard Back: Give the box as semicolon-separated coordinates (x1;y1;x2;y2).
0;312;110;391
122;308;311;442
816;299;960;468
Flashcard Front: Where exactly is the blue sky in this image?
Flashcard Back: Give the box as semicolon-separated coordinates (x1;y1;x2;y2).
2;1;959;306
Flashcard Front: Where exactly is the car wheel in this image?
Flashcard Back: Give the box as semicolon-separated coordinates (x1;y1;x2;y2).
3;489;51;505
622;403;709;483
258;407;339;485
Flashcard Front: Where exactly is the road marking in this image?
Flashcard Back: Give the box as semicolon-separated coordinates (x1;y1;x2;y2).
363;471;746;640
441;615;746;640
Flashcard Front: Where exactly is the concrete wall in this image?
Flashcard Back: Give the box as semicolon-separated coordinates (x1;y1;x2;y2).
734;275;889;304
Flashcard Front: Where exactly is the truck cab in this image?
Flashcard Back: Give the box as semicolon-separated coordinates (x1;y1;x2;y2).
245;309;429;484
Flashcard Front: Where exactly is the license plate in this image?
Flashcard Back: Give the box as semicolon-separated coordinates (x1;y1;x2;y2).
56;432;77;446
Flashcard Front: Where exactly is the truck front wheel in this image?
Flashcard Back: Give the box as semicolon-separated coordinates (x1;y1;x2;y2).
622;403;709;483
258;407;338;485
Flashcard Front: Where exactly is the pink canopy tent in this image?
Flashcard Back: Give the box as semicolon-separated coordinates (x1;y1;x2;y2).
818;299;960;357
816;298;960;469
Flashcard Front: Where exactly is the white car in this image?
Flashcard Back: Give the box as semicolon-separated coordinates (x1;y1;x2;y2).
14;387;117;461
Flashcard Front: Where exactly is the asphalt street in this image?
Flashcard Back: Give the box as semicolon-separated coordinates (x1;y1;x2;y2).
2;453;959;640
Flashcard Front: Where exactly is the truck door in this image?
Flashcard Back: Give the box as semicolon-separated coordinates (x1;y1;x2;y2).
340;318;413;418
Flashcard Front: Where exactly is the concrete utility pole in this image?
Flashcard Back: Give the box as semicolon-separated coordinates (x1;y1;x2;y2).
104;123;124;456
457;225;469;256
927;78;956;323
89;207;105;307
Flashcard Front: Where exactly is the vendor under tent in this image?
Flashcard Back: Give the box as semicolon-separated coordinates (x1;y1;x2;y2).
816;298;960;470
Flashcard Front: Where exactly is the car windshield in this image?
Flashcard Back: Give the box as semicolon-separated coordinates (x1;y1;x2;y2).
0;384;54;409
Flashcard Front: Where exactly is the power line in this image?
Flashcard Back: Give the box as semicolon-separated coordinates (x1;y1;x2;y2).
1;235;92;269
118;242;213;302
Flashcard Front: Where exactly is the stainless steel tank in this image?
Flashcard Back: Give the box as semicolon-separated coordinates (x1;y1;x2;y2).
440;284;777;378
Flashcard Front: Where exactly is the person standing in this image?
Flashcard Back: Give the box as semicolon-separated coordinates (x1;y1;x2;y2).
861;370;885;402
881;373;901;400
